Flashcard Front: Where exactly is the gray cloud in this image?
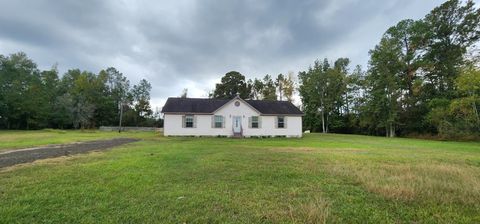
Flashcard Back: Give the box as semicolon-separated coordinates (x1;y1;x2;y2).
0;0;460;108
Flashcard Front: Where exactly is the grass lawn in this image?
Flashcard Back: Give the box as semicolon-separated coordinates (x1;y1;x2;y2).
0;132;479;223
0;129;155;151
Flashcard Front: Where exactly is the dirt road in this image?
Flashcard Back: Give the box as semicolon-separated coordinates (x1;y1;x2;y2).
0;138;139;168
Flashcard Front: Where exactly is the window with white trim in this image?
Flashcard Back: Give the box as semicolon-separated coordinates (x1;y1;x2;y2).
251;116;259;128
214;115;224;128
185;115;194;128
277;116;285;128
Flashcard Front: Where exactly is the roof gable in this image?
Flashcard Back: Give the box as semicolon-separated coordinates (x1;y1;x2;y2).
161;97;303;115
212;96;262;115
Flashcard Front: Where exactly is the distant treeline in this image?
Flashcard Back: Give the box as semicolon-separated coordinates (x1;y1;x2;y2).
299;0;480;139
0;53;162;129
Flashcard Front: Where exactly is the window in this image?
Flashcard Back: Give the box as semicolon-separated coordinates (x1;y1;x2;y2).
251;116;259;128
185;115;194;128
277;116;285;128
214;115;223;128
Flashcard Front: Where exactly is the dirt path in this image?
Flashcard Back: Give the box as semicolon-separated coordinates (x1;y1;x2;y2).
0;138;139;168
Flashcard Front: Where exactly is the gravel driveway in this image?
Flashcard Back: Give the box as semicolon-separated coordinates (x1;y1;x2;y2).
0;138;139;168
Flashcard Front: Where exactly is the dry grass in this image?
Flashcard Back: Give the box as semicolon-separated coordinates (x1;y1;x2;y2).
266;144;480;206
288;197;331;224
327;161;480;204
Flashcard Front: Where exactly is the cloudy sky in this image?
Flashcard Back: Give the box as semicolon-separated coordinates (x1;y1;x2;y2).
0;0;466;109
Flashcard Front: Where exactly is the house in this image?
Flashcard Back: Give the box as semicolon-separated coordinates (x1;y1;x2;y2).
161;96;304;138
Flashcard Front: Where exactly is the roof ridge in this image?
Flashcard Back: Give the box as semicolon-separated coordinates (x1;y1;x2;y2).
162;97;303;115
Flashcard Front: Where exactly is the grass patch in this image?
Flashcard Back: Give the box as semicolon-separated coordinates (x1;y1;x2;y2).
0;132;479;223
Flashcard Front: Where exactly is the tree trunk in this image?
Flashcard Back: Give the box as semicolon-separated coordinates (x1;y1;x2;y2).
388;122;396;138
118;103;123;133
321;110;325;133
320;97;326;133
473;99;479;126
391;123;394;137
325;113;329;133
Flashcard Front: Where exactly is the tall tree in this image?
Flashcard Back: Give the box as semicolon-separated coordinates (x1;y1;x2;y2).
261;75;277;100
275;74;285;101
298;58;348;133
212;71;251;99
365;37;403;137
249;78;264;100
132;79;153;126
422;0;480;99
275;73;295;102
282;72;295;102
0;52;45;129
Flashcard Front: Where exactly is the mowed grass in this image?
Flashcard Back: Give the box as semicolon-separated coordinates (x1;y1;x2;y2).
0;129;155;151
0;132;479;223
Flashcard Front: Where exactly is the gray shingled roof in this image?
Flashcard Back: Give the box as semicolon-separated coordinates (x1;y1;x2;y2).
161;97;303;115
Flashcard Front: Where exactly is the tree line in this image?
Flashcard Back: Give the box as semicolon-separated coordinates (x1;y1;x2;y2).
210;71;296;102
0;52;161;129
299;0;480;138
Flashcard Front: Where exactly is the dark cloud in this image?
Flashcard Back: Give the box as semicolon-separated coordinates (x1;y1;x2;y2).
0;0;458;107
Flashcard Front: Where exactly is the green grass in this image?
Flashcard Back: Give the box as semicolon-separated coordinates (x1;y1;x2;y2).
0;132;479;223
0;129;155;151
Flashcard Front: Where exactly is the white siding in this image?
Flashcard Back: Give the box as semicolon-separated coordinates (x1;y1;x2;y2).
163;99;302;137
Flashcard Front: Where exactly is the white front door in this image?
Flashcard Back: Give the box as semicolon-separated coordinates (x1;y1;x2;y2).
233;116;242;133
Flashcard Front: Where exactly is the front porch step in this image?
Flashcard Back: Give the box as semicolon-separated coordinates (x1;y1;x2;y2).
232;133;243;138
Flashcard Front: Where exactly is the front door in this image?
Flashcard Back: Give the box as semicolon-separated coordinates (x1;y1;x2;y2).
233;116;242;133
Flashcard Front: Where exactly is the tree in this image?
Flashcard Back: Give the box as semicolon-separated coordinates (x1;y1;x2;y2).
275;73;295;102
275;74;285;101
40;66;60;127
282;72;295;102
99;67;130;131
180;88;188;98
261;75;277;100
71;95;95;129
249;78;264;100
298;58;348;133
365;37;402;137
443;66;480;136
131;79;153;126
53;93;74;129
212;71;251;99
0;52;45;129
422;0;480;98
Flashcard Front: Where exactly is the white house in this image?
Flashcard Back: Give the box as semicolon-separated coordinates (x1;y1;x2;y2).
161;96;304;138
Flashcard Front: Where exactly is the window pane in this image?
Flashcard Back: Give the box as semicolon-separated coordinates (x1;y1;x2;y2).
185;115;194;128
251;116;259;128
277;116;284;128
214;115;223;128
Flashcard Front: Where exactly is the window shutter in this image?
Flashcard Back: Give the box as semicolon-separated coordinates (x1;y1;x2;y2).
258;117;262;128
182;115;186;128
248;117;252;128
211;116;215;128
193;115;197;128
222;116;225;128
284;116;287;128
275;117;278;128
